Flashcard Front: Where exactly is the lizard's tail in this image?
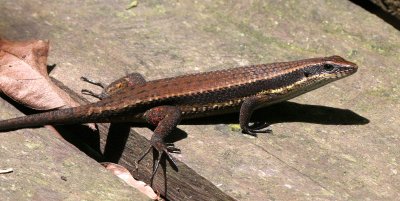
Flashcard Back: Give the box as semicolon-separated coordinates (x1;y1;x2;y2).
0;105;95;131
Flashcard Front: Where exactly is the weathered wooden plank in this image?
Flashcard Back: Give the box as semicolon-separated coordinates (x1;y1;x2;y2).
53;77;236;201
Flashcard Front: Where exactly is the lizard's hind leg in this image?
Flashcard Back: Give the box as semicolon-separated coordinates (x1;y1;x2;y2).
136;105;182;186
80;73;146;100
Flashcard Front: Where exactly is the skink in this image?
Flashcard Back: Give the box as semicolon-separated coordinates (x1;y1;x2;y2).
0;55;358;184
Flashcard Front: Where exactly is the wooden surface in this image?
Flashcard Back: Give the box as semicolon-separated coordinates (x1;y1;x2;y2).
1;0;400;200
53;79;236;200
0;95;149;200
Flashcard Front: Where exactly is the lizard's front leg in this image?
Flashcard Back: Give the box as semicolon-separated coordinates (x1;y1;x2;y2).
136;105;182;186
81;73;146;99
240;95;273;136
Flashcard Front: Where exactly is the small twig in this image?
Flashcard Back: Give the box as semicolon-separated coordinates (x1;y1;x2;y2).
0;168;13;174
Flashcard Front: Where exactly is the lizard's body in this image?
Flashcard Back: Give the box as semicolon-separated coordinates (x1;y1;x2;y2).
0;55;358;184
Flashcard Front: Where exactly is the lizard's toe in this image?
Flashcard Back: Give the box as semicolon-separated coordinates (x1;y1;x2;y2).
242;122;272;136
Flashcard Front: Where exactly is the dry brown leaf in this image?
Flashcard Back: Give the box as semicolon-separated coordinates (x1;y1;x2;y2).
102;162;159;200
0;39;79;110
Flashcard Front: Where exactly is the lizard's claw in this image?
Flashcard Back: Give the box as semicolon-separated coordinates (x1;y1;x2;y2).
81;89;105;99
135;142;180;186
243;122;272;136
165;143;181;153
80;76;106;88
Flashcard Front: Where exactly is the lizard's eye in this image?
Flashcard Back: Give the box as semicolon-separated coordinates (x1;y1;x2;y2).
303;71;311;77
323;64;335;72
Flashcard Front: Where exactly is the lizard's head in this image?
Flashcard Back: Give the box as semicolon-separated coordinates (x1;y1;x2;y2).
258;55;358;103
275;56;358;97
301;55;358;82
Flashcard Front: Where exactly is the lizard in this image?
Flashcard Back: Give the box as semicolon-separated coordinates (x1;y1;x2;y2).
0;55;358;184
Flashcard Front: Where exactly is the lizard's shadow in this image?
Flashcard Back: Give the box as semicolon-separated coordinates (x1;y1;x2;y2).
184;101;369;126
103;101;368;162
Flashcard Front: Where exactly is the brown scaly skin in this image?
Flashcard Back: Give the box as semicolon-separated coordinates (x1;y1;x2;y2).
0;55;358;185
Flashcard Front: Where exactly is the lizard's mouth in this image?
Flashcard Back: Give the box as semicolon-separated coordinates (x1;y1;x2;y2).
336;65;358;79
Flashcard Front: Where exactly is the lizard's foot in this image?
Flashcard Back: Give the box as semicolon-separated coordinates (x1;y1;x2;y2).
135;141;180;186
81;73;146;100
80;76;108;99
80;76;106;88
242;121;272;136
81;89;106;99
